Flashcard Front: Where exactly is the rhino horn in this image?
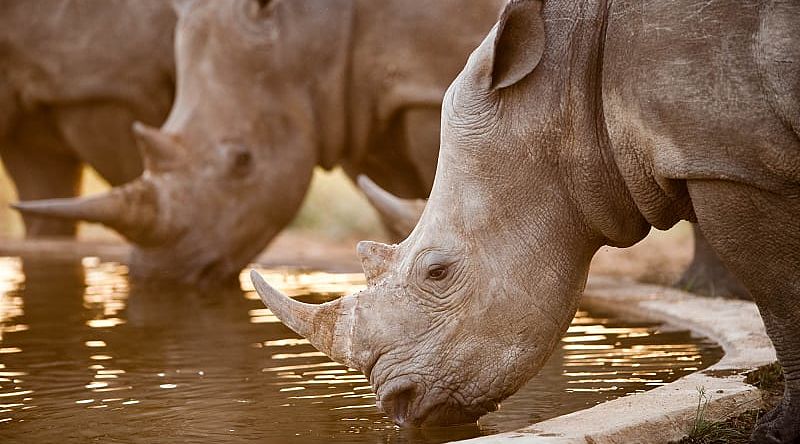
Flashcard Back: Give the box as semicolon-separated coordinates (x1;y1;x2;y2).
250;270;365;371
132;121;184;172
357;240;396;283
357;175;425;239
12;179;160;244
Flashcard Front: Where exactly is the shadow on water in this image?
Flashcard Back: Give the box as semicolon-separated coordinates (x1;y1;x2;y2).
0;256;723;443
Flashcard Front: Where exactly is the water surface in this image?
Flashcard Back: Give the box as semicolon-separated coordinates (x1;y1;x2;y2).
0;257;722;443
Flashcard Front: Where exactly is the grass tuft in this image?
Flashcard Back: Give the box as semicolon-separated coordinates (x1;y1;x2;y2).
674;386;749;444
672;363;785;444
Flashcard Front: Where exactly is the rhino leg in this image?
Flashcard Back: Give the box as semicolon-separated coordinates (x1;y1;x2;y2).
688;179;800;444
1;137;83;237
55;104;146;186
676;224;751;300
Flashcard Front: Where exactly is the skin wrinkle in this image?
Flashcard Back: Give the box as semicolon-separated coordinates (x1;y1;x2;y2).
374;0;612;426
255;0;796;433
418;266;472;312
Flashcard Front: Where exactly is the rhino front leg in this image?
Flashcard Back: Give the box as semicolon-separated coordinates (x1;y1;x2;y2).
55;104;148;186
1;141;82;237
676;224;751;300
688;179;800;444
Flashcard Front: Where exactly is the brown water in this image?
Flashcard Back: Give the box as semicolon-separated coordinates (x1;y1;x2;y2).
0;256;722;443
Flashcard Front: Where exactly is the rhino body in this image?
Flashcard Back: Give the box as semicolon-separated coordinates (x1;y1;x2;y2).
254;0;800;440
1;0;176;236
15;0;506;286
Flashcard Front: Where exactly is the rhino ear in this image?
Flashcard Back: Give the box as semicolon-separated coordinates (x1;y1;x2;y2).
469;0;545;90
491;0;545;89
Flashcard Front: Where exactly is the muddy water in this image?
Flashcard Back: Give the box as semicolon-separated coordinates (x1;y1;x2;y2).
0;257;722;443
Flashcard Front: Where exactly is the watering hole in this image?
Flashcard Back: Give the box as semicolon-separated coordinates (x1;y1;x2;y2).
0;256;722;443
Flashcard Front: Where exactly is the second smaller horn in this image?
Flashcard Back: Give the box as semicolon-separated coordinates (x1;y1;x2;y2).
357;175;426;240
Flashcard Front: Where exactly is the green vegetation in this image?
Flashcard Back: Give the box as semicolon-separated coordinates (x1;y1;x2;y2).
678;386;748;444
745;362;783;391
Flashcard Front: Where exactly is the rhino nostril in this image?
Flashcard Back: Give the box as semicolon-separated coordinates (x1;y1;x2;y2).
198;259;222;281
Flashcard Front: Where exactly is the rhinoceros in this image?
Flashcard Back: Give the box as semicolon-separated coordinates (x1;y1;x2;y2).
360;176;751;298
252;0;800;441
1;1;176;236
13;0;506;286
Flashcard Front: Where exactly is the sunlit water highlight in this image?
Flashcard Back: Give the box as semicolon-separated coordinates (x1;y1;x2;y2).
0;257;721;443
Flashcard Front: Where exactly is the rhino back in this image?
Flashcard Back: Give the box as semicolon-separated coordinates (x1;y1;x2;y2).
1;1;174;106
602;0;800;227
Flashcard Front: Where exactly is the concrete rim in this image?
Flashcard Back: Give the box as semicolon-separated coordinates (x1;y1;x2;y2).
462;275;775;444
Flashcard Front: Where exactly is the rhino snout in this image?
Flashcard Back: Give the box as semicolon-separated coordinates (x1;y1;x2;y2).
377;380;499;427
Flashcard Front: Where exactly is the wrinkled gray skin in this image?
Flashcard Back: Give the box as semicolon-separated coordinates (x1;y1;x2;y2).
1;1;176;236
14;0;505;287
677;224;750;299
254;0;800;440
361;176;752;298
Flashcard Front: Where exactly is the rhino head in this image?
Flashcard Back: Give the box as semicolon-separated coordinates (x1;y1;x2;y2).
249;0;647;426
14;0;353;286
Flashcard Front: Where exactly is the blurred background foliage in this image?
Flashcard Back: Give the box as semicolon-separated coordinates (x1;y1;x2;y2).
0;165;385;241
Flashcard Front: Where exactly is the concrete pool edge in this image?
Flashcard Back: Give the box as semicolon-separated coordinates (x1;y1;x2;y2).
461;275;776;444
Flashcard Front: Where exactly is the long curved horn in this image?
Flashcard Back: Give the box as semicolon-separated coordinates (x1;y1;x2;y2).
250;270;364;370
357;175;425;239
12;179;160;244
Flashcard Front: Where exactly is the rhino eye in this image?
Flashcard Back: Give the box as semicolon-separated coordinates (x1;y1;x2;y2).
427;264;448;281
247;0;273;18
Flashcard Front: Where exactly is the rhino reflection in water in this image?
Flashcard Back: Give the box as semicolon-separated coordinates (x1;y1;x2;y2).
253;0;800;441
13;0;505;287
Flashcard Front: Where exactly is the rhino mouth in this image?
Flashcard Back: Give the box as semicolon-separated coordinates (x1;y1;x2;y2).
376;379;499;427
377;382;420;426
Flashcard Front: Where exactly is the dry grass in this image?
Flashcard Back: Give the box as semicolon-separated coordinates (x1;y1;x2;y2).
290;167;386;241
0;162;22;238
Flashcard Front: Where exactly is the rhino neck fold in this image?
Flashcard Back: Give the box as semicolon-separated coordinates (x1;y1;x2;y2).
537;0;651;248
